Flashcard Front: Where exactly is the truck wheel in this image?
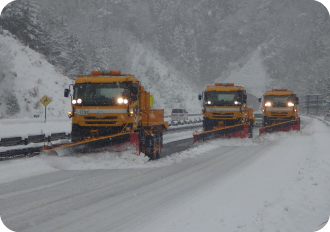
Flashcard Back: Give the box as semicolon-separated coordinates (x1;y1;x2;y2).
248;124;253;138
145;135;156;160
263;116;269;127
156;136;162;159
160;133;163;148
203;118;213;131
71;124;83;142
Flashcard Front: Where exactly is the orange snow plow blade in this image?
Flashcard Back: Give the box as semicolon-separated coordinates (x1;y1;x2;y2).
193;124;249;144
259;119;300;135
43;132;140;157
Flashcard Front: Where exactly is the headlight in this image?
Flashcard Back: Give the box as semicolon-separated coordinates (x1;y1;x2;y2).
77;98;82;104
234;101;239;105
207;101;211;104
117;98;128;104
265;102;272;107
72;99;77;104
287;102;294;107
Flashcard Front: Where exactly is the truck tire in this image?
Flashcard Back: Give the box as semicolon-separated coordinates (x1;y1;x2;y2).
203;118;213;131
263;116;269;127
146;135;156;160
248;124;253;138
71;124;83;142
145;134;162;160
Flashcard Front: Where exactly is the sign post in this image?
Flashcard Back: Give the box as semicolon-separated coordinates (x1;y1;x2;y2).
40;95;51;123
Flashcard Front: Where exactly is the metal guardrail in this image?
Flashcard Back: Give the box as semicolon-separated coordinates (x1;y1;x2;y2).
0;123;203;160
164;114;202;118
0;132;71;160
0;114;203;147
164;122;202;133
0;133;70;147
0;147;44;161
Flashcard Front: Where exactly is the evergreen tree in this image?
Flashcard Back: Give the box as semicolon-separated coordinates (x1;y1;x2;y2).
0;0;49;53
65;34;87;77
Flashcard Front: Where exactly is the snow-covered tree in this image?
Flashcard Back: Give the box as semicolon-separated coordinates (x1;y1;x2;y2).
0;0;48;53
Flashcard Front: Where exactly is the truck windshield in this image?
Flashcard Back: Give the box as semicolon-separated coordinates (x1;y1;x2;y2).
204;91;243;106
74;83;127;106
264;95;296;107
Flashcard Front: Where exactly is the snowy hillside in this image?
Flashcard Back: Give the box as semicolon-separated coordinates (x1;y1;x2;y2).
0;31;72;119
127;43;202;115
0;32;202;119
2;0;330;117
217;46;269;99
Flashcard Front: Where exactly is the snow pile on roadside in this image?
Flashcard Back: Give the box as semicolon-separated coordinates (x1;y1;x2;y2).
39;132;257;171
41;151;150;170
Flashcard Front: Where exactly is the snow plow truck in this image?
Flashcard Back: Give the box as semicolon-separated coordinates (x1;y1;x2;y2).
193;83;255;143
259;89;300;135
44;70;168;159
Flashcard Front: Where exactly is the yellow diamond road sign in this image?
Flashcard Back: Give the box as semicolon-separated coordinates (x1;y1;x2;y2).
40;95;51;107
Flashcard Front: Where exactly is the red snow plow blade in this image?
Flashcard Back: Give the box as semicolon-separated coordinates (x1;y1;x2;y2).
193;124;249;144
259;119;300;135
43;132;140;157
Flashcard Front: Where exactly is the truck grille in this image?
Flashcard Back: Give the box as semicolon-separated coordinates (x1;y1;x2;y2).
85;121;117;125
270;112;288;117
212;113;234;119
84;116;117;119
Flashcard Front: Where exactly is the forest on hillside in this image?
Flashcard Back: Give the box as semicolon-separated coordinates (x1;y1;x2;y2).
1;0;330;105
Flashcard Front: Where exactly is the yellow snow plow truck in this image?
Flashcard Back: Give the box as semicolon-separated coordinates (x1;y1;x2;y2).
259;89;300;135
193;83;255;143
44;70;168;159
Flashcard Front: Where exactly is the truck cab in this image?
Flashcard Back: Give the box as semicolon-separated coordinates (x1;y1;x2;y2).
199;83;251;131
65;70;142;142
259;89;299;127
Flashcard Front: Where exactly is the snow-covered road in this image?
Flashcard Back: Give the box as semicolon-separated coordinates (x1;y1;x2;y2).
1;116;330;232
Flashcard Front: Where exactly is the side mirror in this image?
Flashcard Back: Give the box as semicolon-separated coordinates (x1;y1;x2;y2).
198;94;202;100
258;98;262;102
296;97;299;104
130;87;138;95
64;89;70;97
130;95;138;102
242;94;247;104
123;89;130;100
